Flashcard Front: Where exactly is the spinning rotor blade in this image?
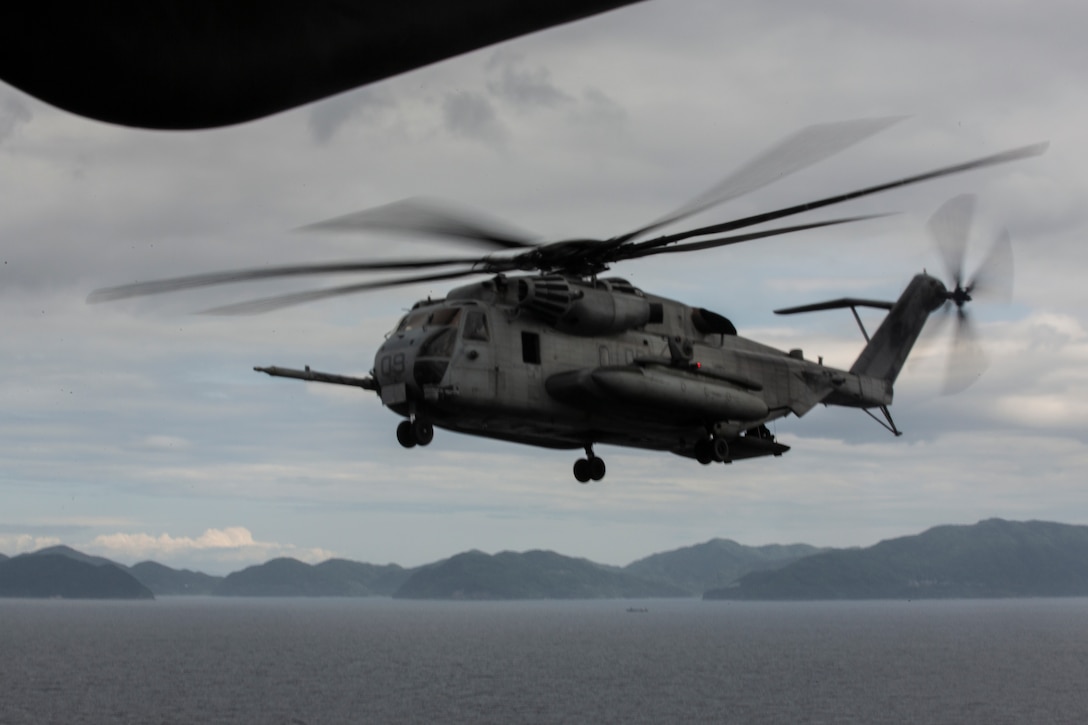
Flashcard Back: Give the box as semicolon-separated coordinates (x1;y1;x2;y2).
87;255;498;303
619;117;906;243
927;193;975;287
199;268;488;316
301;197;540;250
943;306;989;395
619;214;892;261
923;195;1015;395
628;143;1047;257
968;230;1013;303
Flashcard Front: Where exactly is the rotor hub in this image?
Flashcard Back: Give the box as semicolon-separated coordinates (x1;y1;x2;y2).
947;284;973;308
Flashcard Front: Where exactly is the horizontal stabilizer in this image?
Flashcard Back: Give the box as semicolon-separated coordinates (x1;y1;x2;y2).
774;298;893;315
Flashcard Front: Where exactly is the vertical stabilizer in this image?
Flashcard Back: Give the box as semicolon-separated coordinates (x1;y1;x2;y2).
849;274;948;382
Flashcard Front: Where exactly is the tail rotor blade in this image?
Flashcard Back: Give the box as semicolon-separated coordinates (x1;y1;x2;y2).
927;194;975;288
968;230;1014;304
942;308;989;395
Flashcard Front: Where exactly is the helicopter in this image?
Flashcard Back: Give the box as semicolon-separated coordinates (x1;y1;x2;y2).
90;118;1045;482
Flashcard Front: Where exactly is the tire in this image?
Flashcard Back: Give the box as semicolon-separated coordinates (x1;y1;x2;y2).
412;419;434;446
396;420;417;448
694;439;714;465
573;458;591;483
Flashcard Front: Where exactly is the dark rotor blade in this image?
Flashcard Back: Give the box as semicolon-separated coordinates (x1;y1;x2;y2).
967;230;1013;304
618;214;892;261
943;307;989;395
300;197;540;250
913;299;953;361
927;194;975;288
87;256;496;303
627;142;1048;256
199;268;489;316
617;117;906;243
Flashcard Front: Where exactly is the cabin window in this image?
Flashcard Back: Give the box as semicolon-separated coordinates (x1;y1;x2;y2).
522;331;541;364
648;303;664;324
463;310;489;341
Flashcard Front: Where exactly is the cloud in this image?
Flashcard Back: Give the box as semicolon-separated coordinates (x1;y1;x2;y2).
0;94;31;145
307;87;397;144
85;526;337;569
139;435;192;450
0;534;62;555
442;91;507;144
485;51;573;108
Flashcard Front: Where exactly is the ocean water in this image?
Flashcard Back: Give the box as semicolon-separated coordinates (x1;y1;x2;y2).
1;597;1087;724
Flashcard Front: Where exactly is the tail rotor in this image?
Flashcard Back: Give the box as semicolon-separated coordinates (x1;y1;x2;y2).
926;194;1014;394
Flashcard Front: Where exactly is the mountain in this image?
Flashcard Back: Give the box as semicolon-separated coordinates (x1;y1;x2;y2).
394;549;689;600
706;519;1088;600
312;559;413;596
624;538;826;595
129;561;224;595
29;544;118;568
216;557;363;596
0;554;154;599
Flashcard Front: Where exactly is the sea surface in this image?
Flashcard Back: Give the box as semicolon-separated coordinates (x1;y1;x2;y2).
1;597;1086;724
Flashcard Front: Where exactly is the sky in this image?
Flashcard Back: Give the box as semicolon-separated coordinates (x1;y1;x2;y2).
2;0;1087;574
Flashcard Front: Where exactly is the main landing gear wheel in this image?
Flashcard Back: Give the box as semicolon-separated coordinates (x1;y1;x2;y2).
573;450;606;483
396;419;434;448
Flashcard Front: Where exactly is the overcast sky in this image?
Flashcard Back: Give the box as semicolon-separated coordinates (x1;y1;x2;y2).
2;0;1086;574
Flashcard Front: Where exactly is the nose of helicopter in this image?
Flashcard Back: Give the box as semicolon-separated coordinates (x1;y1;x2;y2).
374;327;455;402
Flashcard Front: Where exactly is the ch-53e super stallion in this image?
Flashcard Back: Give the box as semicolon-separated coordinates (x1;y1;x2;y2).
91;118;1045;482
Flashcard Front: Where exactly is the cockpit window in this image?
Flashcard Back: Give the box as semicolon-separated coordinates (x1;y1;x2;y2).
431;308;461;327
396;307;461;332
419;328;456;358
462;310;489;341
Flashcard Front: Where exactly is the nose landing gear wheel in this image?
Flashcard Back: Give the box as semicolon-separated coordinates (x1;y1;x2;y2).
396;420;417;448
412;419;434;446
397;419;434;448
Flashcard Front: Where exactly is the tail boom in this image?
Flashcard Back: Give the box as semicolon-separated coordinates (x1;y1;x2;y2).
848;273;947;384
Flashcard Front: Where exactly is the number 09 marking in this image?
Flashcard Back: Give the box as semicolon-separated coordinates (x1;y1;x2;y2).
379;353;406;376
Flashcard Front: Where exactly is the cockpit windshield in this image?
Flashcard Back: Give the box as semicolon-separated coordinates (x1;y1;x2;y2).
396;306;462;333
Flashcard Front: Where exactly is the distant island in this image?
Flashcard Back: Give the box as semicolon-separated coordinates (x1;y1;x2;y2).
705;519;1088;600
4;519;1088;601
0;549;153;600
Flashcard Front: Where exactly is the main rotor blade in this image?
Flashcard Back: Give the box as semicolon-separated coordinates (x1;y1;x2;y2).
617;116;906;243
87;255;495;303
199;268;488;316
967;230;1013;304
618;214;892;261
626;143;1047;256
300;197;540;250
927;194;975;287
